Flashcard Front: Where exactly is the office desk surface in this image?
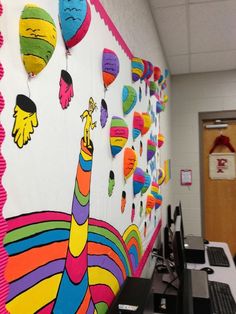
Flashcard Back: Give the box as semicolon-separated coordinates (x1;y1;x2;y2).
187;241;236;300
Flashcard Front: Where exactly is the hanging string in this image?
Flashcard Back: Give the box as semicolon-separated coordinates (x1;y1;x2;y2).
27;75;31;98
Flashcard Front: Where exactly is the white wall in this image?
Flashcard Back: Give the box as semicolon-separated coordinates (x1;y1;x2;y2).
171;70;236;236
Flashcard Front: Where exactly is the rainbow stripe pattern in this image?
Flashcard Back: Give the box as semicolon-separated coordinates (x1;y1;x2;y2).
110;116;129;157
131;57;144;82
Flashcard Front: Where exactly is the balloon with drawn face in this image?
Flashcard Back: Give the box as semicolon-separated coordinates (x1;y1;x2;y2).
19;4;57;77
59;0;91;49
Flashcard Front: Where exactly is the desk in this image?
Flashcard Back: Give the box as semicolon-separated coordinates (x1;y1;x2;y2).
187;242;236;300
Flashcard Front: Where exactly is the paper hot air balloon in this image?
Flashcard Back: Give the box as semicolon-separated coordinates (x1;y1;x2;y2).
110;116;129;157
145;194;156;215
154;66;161;82
133;167;145;196
19;4;57;77
158;133;165;148
102;48;120;89
151;181;159;200
155;194;163;209
141;171;151;195
146;61;153;80
59;0;91;49
149;81;157;97
141;113;152;136
122;85;137;115
131;57;144;82
123;147;137;181
140;59;148;81
158;168;166;186
156;101;165;114
133;112;144;140
147;139;157;162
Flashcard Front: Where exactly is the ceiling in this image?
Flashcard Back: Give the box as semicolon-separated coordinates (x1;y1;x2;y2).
148;0;236;75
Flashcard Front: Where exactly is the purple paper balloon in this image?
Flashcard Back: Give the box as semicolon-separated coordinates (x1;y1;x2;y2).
100;98;108;128
102;48;119;89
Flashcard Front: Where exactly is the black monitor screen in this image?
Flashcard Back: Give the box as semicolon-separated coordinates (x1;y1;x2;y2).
163;225;170;259
172;215;185;279
167;204;173;228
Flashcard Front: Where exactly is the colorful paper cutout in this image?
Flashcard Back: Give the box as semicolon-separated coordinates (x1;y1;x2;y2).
108;170;115;197
164;159;171;184
80;97;97;148
133;167;145;196
100;98;108;128
139;86;142;102
147;139;157;162
59;70;74;109
133;112;144;140
12;94;38;148
141;113;152;136
146;61;153;80
0;63;4;80
156;101;165;114
151;181;159;200
141;171;151;195
140;140;143;157
164;68;169;78
59;0;91;49
149;81;157;97
158;168;166;186
131;57;144;82
155;193;163;209
145;194;155;215
110;116;129;157
158;133;165;148
102;48;120;89
19;4;57;77
163;94;168;104
139;201;144;217
122;85;137;115
131;203;135;223
144;221;147;237
121;191;126;213
154;66;161;82
123;147;137;181
140;59;148;81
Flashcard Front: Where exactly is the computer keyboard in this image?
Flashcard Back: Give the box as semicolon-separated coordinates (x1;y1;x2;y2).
207;246;230;267
208;281;236;314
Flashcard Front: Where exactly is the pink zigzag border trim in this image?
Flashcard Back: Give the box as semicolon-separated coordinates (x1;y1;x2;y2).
90;0;133;60
89;0;162;278
0;1;8;311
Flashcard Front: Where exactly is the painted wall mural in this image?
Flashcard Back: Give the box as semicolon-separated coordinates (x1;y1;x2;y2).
0;0;170;313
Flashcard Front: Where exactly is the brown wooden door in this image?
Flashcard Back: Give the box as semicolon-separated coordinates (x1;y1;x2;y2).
203;121;236;256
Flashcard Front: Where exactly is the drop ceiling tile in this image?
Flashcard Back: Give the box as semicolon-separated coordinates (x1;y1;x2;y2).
153;5;189;56
191;50;236;73
168;54;190;74
190;0;236;53
149;0;185;9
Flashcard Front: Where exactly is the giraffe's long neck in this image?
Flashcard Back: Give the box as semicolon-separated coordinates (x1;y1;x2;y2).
53;138;96;314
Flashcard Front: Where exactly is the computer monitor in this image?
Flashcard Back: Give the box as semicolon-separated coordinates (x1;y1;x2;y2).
173;202;185;239
167;204;173;228
162;224;178;288
172;215;186;279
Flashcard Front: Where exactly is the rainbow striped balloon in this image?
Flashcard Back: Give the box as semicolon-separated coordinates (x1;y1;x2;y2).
131;57;144;82
122;85;137;115
145;194;156;214
146;61;153;80
158;167;166;186
149;81;157;96
151;181;159;197
133;167;145;196
158;133;165;148
141;113;152;136
147;139;157;162
110;116;129;157
156;101;165;114
141;172;151;195
19;4;57;76
155;194;163;209
133;112;144;140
